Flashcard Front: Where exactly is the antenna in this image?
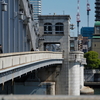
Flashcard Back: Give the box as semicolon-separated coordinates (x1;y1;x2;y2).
63;10;65;15
76;0;81;36
87;0;91;27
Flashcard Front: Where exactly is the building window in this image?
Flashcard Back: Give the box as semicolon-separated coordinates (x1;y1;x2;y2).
94;44;96;47
55;23;64;34
44;43;61;52
96;27;100;34
44;23;52;34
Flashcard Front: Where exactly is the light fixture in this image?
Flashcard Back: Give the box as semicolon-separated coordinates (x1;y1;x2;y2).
70;24;75;30
14;9;24;20
19;11;24;20
27;16;31;23
2;0;7;11
23;16;31;24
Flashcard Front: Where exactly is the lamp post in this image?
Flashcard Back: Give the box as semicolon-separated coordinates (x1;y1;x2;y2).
70;24;75;30
1;0;7;11
19;11;24;20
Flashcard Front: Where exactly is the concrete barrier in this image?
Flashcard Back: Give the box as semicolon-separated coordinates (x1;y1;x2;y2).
0;95;100;100
0;51;62;70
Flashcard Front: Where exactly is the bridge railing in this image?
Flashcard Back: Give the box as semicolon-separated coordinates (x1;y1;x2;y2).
0;95;100;100
0;51;62;70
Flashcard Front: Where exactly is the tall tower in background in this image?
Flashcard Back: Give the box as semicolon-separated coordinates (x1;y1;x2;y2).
95;0;100;21
76;0;81;36
87;0;91;27
30;0;41;20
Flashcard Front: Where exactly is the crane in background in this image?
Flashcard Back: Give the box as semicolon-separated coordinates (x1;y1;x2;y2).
76;0;83;51
76;0;81;36
87;0;91;27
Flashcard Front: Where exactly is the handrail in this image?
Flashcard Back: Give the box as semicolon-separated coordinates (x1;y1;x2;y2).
0;95;100;100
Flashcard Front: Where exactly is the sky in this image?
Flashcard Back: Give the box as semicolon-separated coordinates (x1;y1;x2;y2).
41;0;95;37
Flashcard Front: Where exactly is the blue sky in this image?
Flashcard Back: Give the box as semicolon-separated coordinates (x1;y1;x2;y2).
42;0;95;37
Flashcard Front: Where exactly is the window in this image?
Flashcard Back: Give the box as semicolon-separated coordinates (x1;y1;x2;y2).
96;27;100;34
44;23;52;34
44;43;61;52
55;23;64;34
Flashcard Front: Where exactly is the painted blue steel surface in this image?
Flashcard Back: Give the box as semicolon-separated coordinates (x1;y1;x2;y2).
0;58;63;84
81;27;94;39
0;0;31;53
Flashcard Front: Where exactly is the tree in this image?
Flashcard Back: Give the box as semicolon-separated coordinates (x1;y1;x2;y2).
84;51;100;69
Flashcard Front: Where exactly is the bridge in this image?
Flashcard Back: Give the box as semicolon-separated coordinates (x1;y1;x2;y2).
0;51;86;95
0;51;63;84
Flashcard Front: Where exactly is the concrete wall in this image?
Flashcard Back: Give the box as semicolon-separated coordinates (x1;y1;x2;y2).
92;39;100;58
0;51;62;70
0;95;100;100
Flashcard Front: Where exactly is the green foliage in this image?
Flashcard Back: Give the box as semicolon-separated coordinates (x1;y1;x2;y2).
84;51;100;69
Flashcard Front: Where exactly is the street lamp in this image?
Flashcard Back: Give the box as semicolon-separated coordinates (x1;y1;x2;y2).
1;0;7;11
70;24;75;30
14;9;24;20
19;10;24;20
23;16;31;24
27;16;31;23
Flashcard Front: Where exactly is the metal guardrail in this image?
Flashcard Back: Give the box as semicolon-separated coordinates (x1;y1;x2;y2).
0;95;100;100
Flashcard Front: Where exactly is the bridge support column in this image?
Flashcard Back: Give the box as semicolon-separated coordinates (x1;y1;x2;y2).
69;51;86;95
69;61;80;95
80;65;84;89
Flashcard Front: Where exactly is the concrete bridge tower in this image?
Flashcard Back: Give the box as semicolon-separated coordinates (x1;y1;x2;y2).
38;15;86;95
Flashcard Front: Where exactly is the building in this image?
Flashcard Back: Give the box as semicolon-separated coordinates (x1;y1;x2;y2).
81;27;94;39
91;0;100;57
82;37;88;53
80;27;94;52
29;0;41;20
92;21;100;58
70;37;78;51
38;15;71;94
0;0;38;53
38;15;70;52
95;0;100;21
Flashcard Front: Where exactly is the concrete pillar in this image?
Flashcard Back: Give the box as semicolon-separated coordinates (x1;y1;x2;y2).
69;51;86;95
69;61;80;95
80;65;84;89
52;23;55;35
50;82;55;95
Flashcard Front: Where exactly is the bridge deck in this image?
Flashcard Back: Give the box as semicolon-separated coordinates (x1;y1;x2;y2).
0;51;63;84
